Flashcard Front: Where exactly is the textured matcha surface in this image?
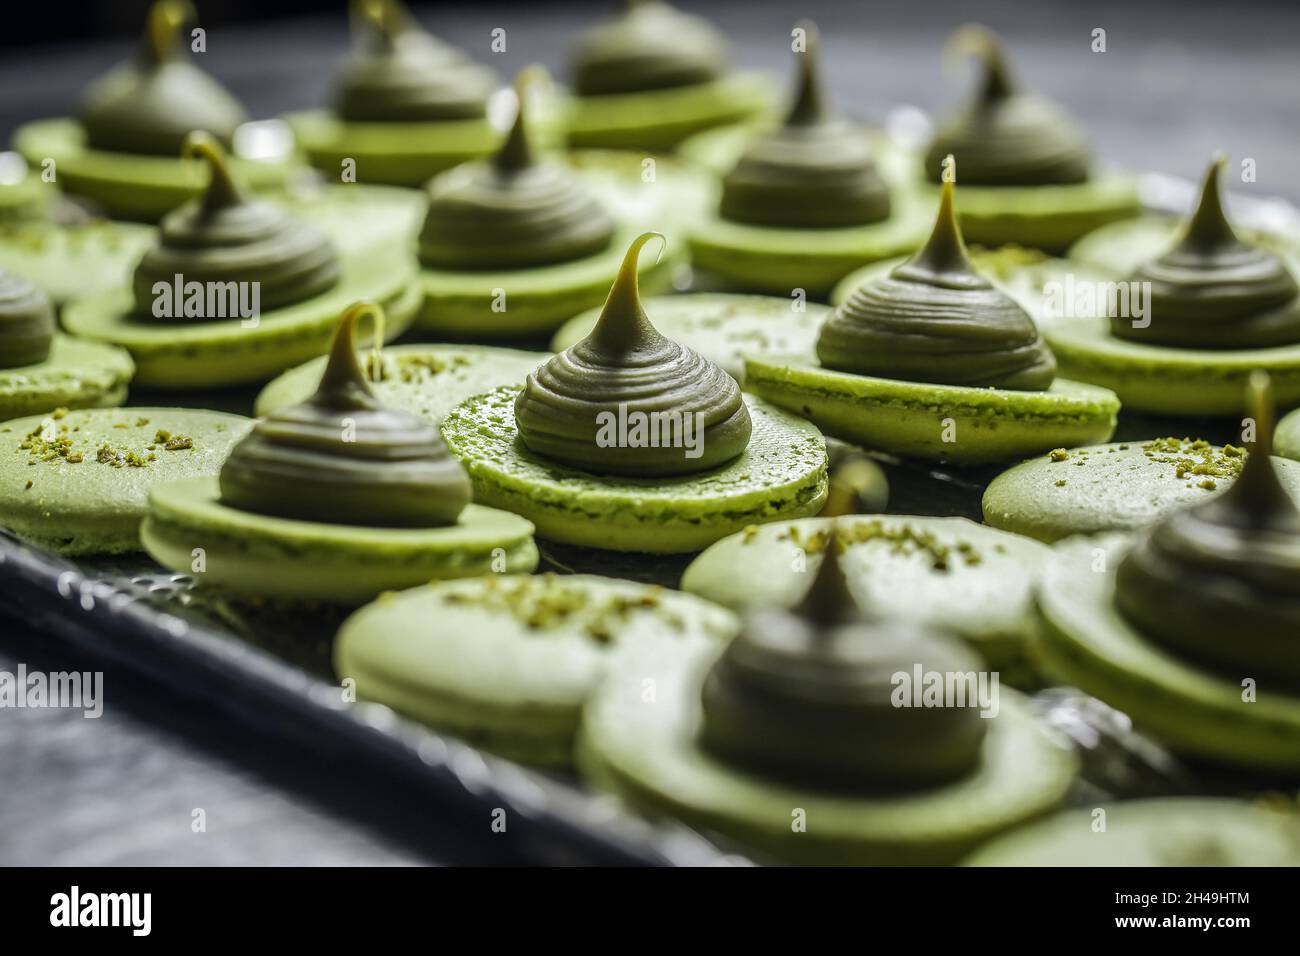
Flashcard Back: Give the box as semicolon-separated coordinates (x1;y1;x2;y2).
965;798;1300;866
283;109;498;188
0;219;153;305
1036;534;1300;772
565;149;718;232
0;406;248;554
13;117;296;222
687;193;932;297
984;440;1300;542
416;229;680;338
335;574;738;765
745;354;1117;465
564;72;769;150
143;477;537;604
256;343;546;423
441;387;828;553
577;640;1076;865
0;334;134;421
552;294;829;381
681;514;1048;679
62;250;418;388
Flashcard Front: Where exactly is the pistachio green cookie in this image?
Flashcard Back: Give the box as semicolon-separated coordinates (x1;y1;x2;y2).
577;640;1076;865
62;249;418;388
0;170;57;223
335;574;739;765
689;196;934;298
142;479;536;605
745;354;1117;465
274;182;427;258
0;406;248;554
565;74;769;152
965;798;1300;866
984;439;1300;543
0;219;154;305
1070;215;1300;279
565;149;718;231
681;515;1050;681
1037;534;1300;773
255;343;546;422
0;334;134;421
284;110;498;189
417;226;679;340
1279;406;1300;461
915;176;1140;253
441;387;827;553
13;118;296;223
552;294;829;381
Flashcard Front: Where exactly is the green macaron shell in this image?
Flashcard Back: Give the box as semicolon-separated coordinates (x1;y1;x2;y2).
1036;533;1300;773
688;192;933;298
255;343;546;422
577;640;1076;865
142;477;537;605
744;353;1118;465
334;574;739;765
984;440;1300;543
965;798;1300;866
0;334;134;421
1279;406;1300;461
13;118;296;223
565;149;718;231
681;515;1049;680
1060;219;1300;414
841;246;1300;418
274;182;426;259
415;227;679;339
61;249;419;388
441;387;828;553
0;174;56;223
913;175;1140;253
0;406;248;554
0;219;154;306
552;294;829;382
564;73;769;151
284;110;498;189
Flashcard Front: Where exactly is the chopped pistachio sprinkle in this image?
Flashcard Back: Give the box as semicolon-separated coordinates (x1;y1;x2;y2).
1142;437;1246;484
1049;448;1070;462
773;519;984;573
440;575;683;644
16;417;195;469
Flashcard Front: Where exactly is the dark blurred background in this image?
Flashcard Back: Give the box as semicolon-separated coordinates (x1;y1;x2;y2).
1;0;1298;199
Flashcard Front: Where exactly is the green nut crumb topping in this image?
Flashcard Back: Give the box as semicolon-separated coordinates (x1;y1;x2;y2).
16;417;193;469
1049;448;1069;462
441;575;687;645
1142;437;1245;484
775;520;984;573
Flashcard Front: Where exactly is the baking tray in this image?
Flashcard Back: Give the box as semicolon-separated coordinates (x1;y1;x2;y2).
5;173;1292;865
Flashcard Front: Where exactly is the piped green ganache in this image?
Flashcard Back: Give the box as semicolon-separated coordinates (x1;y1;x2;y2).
1111;157;1300;349
699;511;988;790
570;0;728;96
923;25;1089;186
79;0;247;156
816;173;1057;390
333;0;497;123
0;269;55;368
219;301;472;527
132;133;341;317
514;233;751;476
1114;375;1300;686
418;79;616;270
718;23;890;229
